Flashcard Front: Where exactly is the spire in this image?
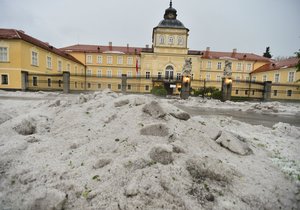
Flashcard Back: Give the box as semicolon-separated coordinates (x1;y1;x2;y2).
170;0;172;8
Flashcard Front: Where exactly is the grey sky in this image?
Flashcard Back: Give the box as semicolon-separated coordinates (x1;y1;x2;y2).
1;0;300;57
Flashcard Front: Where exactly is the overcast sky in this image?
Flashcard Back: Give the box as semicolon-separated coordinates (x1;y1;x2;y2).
1;0;300;57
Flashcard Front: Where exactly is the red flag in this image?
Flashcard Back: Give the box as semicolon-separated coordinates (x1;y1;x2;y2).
136;57;139;74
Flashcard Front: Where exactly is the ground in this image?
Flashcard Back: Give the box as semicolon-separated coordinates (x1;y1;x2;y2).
0;90;299;210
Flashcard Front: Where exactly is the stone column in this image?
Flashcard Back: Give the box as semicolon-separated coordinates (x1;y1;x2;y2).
21;71;28;91
121;74;127;94
63;71;70;93
263;81;272;101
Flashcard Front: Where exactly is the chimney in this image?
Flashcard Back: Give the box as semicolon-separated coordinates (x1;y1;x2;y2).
109;42;112;51
146;44;149;48
127;44;129;52
206;47;210;52
233;48;237;53
97;46;101;52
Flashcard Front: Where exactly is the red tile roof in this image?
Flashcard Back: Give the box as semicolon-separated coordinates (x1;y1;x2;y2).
60;44;143;55
201;50;272;62
0;28;84;65
251;57;299;74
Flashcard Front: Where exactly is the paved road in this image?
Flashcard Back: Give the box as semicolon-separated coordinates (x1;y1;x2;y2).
176;104;300;128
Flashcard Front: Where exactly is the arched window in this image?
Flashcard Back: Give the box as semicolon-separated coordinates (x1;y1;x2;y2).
165;65;174;80
159;36;164;44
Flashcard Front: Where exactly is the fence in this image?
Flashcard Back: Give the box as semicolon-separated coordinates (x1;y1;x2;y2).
22;72;300;100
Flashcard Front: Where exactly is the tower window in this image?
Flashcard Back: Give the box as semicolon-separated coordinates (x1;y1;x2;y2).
159;36;164;44
168;36;174;44
178;37;183;45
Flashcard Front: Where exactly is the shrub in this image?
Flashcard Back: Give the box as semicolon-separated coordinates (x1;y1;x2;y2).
151;86;167;97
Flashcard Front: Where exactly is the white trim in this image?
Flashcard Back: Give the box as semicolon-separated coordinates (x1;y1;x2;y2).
287;71;295;82
274;73;280;83
31;50;39;66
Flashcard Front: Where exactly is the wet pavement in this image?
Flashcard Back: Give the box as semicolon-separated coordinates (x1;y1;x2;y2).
176;104;300;128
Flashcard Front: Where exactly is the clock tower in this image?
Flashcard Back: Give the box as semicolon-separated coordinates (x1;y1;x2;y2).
152;0;189;54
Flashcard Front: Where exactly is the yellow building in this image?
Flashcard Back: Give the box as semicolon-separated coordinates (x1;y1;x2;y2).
0;1;299;100
0;29;84;91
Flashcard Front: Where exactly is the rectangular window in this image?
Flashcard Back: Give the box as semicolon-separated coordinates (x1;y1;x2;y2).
176;73;181;81
58;60;62;72
87;69;92;76
117;70;122;77
97;55;102;64
118;84;121;90
146;72;150;79
47;78;51;87
117;56;123;65
97;69;102;78
86;55;92;64
207;61;212;69
0;47;8;62
245;90;248;95
236;76;241;83
127;57;133;65
107;69;112;77
236;63;242;71
246;63;252;71
262;75;267;82
288;72;295;82
287;90;292;96
252;76;256;82
74;66;78;74
88;83;91;88
273;90;278;96
1;74;8;85
145;85;149;91
67;63;70;71
46;56;52;69
107;56;113;64
252;90;255;95
31;51;38;66
128;84;131;90
245;76;250;81
108;84;112;89
98;84;101;89
206;74;211;81
33;76;38;86
127;71;132;78
75;82;78;88
217;62;222;70
216;75;221;82
235;90;239;95
274;73;280;83
158;72;162;79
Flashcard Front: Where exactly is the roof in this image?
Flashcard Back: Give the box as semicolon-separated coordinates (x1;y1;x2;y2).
251;57;299;74
201;50;272;62
60;44;143;55
0;29;84;65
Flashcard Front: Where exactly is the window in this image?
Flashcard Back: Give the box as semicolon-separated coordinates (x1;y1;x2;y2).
145;85;149;91
288;72;295;82
216;75;221;82
108;84;112;89
81;82;83;88
47;56;52;69
47;78;51;87
245;76;250;81
67;63;70;71
128;84;131;90
0;47;8;62
168;36;174;44
86;55;92;64
159;35;164;44
87;69;92;76
31;51;38;66
117;56;123;65
58;60;62;72
207;61;212;69
178;36;183;45
107;69;112;77
236;76;241;83
127;71;132;78
273;90;278;96
236;63;242;71
97;69;102;78
75;82;77;88
262;75;267;82
1;74;8;85
98;84;101;89
107;56;113;64
127;57;133;65
74;66;78;75
200;61;203;69
33;76;38;86
176;72;181;81
217;62;222;70
158;72;162;79
88;83;91;88
206;74;211;81
245;90;248;95
146;72;150;79
252;90;255;95
235;90;239;95
118;84;121;90
252;76;256;82
97;55;102;64
246;63;252;71
117;70;122;77
274;73;280;83
287;90;292;96
165;66;174;80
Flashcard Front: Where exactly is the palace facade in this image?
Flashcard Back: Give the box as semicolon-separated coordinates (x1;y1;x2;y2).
0;1;299;100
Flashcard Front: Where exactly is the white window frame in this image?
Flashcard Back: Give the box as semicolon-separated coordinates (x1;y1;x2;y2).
252;76;256;82
58;60;62;72
97;69;102;78
176;72;181;81
159;35;165;44
117;69;122;77
207;61;212;69
87;69;92;76
86;55;92;64
31;50;39;66
206;74;211;81
288;71;295;82
178;36;183;45
262;75;267;82
274;73;280;83
107;56;113;64
216;75;221;82
97;55;102;64
127;57;133;65
217;62;222;70
74;65;78;74
236;63;242;71
67;63;70;71
0;47;9;62
107;69;112;77
145;71;150;79
117;56;123;65
46;55;52;69
127;71;132;78
246;63;252;71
